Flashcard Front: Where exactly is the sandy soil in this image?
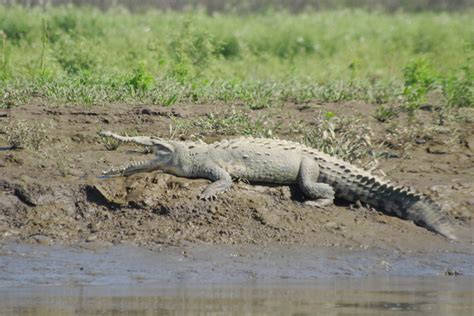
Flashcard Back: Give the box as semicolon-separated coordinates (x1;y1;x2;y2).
0;101;472;253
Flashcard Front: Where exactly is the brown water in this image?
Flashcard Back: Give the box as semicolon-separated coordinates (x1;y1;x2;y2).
1;243;473;315
2;278;473;315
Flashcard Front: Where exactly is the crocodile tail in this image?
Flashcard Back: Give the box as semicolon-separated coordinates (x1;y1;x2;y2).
364;182;456;240
403;197;456;240
315;153;456;239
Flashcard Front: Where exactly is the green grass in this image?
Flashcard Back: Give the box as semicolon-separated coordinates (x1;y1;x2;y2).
0;6;472;109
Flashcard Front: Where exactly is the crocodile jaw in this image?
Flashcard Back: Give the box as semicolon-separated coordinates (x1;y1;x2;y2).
102;159;162;177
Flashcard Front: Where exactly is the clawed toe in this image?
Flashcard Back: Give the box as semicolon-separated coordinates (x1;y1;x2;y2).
99;131;113;137
198;193;217;201
304;199;333;208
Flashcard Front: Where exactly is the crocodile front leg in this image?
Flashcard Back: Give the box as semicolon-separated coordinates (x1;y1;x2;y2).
298;156;335;207
198;164;233;200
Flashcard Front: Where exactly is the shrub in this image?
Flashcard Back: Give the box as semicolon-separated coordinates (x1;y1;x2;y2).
126;64;154;92
443;64;473;108
402;58;438;111
54;37;96;75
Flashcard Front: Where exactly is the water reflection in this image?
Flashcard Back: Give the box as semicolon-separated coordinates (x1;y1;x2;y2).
2;278;473;315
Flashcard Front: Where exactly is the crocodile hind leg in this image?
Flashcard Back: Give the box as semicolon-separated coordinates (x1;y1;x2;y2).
298;157;335;207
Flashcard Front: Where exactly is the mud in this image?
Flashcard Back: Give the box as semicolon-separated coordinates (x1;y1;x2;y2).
0;102;473;251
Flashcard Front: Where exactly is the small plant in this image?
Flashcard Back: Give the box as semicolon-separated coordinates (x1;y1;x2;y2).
318;81;357;103
48;11;78;41
238;81;277;110
215;35;240;59
383;120;441;156
0;11;31;43
54;37;96;75
1;120;48;150
373;105;398;122
443;64;473;108
274;32;315;59
0;30;10;80
149;79;184;107
0;84;31;109
402;58;438;112
248;30;314;59
303;112;379;169
99;131;153;152
171;109;278;138
167;19;216;82
126;64;154;93
99;133;121;151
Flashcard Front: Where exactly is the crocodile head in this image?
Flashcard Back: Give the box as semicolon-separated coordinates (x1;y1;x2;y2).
101;140;176;177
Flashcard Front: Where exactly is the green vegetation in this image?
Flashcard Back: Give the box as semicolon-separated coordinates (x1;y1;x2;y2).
99;132;121;151
0;6;472;110
170;109;279;139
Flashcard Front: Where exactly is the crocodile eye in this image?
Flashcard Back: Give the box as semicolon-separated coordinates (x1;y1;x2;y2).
157;150;170;155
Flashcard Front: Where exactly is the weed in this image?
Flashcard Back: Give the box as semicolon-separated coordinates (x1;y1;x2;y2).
99;133;121;151
273;32;315;59
0;9;31;43
0;30;10;80
443;64;473;108
318;81;358;103
99;130;155;152
215;35;240;59
171;109;279;138
1;120;48;150
452;108;474;123
373;105;398;122
167;19;216;82
126;64;154;93
47;7;104;42
38;19;48;75
402;58;438;112
303;112;379;168
54;36;96;75
1;82;35;108
239;82;277;109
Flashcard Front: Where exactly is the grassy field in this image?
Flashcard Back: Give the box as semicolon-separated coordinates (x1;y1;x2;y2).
0;6;472;110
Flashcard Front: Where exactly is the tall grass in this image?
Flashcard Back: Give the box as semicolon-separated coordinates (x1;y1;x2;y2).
0;6;472;108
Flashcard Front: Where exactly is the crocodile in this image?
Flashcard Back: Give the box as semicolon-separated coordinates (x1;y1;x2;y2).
99;131;456;240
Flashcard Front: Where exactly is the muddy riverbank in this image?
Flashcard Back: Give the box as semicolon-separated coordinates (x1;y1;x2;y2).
0;102;472;249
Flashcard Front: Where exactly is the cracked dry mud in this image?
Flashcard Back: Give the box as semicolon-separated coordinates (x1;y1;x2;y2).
0;102;472;253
